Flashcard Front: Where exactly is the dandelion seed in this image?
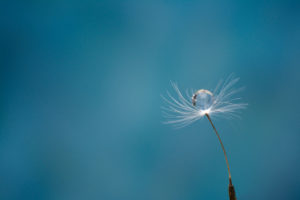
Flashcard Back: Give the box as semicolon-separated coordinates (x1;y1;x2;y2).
162;75;247;200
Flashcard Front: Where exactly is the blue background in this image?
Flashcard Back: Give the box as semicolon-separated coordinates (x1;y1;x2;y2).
1;1;300;200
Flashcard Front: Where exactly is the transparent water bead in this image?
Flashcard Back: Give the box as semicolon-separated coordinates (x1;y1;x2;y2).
193;89;214;110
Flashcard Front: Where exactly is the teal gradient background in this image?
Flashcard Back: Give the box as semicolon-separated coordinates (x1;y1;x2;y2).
1;1;300;200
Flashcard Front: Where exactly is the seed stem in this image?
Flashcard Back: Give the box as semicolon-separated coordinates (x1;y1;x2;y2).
205;113;237;200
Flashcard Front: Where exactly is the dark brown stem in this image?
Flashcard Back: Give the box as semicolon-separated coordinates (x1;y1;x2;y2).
205;114;237;200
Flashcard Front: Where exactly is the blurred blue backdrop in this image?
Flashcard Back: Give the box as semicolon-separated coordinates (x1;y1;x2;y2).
1;0;300;200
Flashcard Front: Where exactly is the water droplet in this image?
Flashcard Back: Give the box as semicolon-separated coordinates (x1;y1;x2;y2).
194;90;213;110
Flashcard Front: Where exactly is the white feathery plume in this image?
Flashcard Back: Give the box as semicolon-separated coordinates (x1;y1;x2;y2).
162;75;247;128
